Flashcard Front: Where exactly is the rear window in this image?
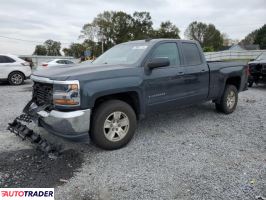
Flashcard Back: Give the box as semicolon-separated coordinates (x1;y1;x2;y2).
182;43;202;65
0;56;15;63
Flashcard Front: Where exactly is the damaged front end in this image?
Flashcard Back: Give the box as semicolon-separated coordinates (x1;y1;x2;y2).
7;75;91;153
7;102;59;154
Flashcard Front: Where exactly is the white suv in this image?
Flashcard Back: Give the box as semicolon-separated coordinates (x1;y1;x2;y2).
0;54;32;85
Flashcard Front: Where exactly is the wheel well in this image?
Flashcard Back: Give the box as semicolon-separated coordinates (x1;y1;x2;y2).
93;92;140;119
8;71;25;79
226;77;241;91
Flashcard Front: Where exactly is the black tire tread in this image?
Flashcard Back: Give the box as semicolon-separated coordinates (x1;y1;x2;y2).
90;100;137;150
8;71;25;85
215;85;238;114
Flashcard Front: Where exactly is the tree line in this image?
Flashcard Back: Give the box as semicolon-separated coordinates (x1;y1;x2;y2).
33;11;266;58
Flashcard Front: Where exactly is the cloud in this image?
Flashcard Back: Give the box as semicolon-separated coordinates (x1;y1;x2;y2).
0;0;265;54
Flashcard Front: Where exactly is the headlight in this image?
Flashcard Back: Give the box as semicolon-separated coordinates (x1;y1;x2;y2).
53;81;80;106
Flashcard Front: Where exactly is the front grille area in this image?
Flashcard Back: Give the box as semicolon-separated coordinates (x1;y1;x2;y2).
33;82;53;107
262;65;266;74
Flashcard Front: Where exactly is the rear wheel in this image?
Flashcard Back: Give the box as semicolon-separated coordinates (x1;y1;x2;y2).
8;72;24;85
90;100;137;150
215;85;238;114
248;80;254;87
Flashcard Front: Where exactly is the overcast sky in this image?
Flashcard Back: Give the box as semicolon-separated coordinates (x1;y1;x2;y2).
0;0;265;55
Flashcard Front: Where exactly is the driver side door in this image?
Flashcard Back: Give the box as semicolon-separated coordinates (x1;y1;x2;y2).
144;42;186;113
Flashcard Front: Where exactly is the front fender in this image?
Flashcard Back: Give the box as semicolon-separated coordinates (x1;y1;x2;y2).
80;76;144;109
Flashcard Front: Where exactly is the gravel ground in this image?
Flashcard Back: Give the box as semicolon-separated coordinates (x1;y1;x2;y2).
0;81;265;200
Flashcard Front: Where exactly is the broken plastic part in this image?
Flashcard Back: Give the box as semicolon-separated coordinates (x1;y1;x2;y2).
7;113;61;155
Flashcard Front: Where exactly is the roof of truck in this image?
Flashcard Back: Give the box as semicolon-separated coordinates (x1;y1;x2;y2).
122;38;196;45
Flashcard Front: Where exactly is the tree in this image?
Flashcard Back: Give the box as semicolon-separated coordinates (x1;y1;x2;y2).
62;48;72;56
80;23;100;42
131;11;153;40
79;11;181;55
111;11;134;44
83;39;102;57
44;39;61;56
93;11;115;49
33;45;47;55
185;21;223;50
63;43;86;58
203;46;214;52
254;24;266;49
239;30;258;46
153;21;180;39
80;11;154;51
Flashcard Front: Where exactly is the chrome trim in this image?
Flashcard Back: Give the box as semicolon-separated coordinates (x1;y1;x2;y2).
37;108;91;135
31;75;79;85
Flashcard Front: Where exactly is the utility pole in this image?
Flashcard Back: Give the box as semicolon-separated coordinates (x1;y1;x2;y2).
102;40;104;54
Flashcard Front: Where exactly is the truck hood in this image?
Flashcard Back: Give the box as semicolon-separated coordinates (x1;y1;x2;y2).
32;63;134;81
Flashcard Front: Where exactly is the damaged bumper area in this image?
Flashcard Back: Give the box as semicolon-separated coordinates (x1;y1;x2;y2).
27;102;91;139
37;107;91;139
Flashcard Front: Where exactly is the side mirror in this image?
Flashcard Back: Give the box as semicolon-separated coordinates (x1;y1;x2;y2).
147;57;170;69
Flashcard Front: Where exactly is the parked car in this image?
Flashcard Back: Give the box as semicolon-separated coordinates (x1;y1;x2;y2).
38;59;75;69
21;39;248;150
248;53;266;87
0;54;31;85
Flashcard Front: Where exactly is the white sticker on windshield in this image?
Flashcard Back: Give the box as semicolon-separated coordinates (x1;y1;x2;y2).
132;46;148;50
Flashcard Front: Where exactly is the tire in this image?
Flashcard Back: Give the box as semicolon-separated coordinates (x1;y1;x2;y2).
215;85;238;114
90;100;137;150
8;72;25;85
248;81;253;87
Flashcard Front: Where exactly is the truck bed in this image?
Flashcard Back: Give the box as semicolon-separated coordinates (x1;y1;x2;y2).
207;61;248;100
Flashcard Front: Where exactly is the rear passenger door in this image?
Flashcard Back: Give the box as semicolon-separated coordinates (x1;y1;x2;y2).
181;42;209;102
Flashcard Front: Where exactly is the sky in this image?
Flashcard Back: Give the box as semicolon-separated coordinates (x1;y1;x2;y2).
0;0;265;55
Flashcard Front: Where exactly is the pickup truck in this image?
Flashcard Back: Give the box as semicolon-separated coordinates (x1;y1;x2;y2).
248;52;266;87
22;39;248;150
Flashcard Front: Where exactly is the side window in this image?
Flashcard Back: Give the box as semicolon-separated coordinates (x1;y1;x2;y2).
67;60;74;64
151;43;180;66
5;56;15;63
0;56;5;63
56;60;64;64
0;56;15;63
182;43;202;65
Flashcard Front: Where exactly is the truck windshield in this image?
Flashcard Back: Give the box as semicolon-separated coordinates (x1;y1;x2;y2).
93;43;148;65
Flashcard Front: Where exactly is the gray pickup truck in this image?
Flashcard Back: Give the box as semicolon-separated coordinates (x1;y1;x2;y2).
22;39;248;150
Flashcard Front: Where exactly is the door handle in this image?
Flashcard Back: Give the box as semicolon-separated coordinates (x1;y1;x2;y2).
201;69;206;72
178;71;185;75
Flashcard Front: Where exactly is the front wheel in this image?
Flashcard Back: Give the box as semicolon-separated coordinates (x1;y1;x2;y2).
215;85;238;114
90;100;137;150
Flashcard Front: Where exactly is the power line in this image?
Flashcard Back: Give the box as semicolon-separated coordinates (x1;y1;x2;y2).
0;35;73;45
